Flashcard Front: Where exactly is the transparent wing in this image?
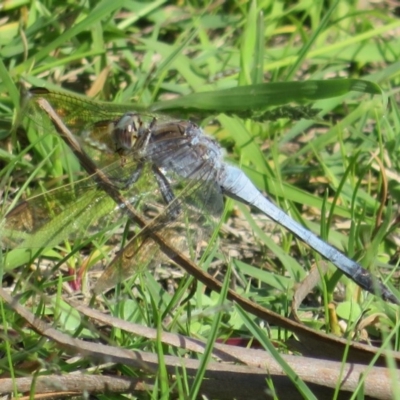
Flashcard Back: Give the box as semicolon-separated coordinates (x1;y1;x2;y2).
94;167;223;293
20;87;175;169
3;155;223;243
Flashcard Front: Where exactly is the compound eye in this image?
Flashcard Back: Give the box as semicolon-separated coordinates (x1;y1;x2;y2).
112;113;141;153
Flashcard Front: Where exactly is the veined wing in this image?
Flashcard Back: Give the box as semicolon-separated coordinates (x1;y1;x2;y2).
20;87;175;169
2;156;153;254
3;162;222;287
93;176;223;293
3;150;222;243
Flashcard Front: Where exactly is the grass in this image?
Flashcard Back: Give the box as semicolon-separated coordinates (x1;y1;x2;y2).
1;0;400;398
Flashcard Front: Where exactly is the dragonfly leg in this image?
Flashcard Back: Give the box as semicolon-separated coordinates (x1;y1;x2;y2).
135;117;157;155
152;164;181;219
113;159;145;189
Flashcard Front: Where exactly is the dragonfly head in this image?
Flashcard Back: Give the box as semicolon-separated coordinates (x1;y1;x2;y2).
112;113;144;155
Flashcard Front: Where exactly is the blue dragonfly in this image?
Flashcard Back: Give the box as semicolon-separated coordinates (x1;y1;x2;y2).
2;88;398;303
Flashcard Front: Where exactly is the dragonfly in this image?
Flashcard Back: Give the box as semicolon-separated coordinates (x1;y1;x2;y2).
1;87;398;303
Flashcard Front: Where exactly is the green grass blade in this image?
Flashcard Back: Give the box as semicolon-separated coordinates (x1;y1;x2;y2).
150;79;381;115
236;304;318;400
